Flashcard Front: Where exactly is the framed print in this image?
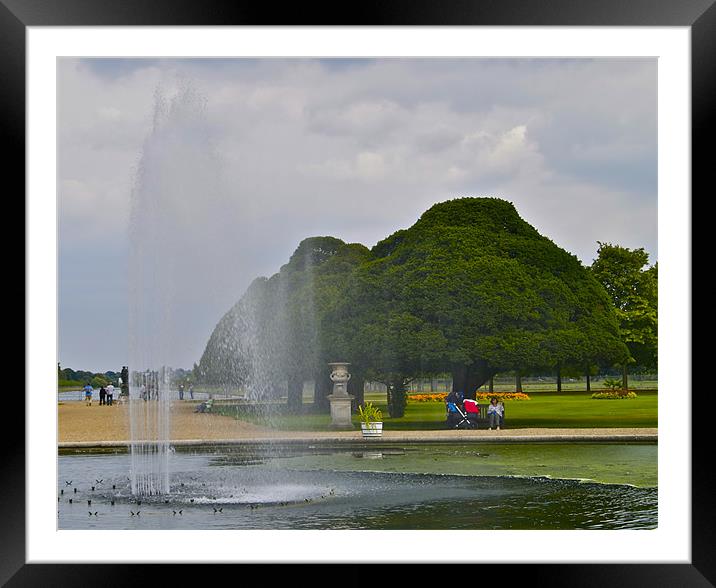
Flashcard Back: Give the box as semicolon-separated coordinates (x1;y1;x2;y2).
9;0;711;584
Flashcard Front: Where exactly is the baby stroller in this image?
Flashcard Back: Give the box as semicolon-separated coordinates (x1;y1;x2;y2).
446;399;479;429
463;399;480;428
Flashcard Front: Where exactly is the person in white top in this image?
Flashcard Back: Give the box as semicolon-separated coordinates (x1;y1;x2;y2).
106;383;115;406
487;397;505;430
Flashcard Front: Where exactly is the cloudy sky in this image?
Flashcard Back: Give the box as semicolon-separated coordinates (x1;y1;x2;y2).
58;58;657;373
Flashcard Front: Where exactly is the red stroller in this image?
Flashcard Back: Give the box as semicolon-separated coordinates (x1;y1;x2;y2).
463;399;480;428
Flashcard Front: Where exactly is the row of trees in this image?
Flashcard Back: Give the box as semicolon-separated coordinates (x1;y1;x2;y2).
197;197;657;417
59;365;196;397
57;364;121;388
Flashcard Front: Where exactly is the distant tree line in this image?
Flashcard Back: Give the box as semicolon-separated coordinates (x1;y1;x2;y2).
197;197;657;417
57;364;121;389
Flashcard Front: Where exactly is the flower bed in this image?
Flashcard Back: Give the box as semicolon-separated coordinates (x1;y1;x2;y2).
408;393;448;402
591;391;638;399
408;392;530;402
475;392;530;401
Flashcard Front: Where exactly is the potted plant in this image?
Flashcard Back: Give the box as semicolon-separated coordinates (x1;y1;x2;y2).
358;402;383;438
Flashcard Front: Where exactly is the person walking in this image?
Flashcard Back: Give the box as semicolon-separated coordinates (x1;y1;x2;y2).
99;386;107;406
189;384;194;400
106;383;115;406
83;383;93;406
179;383;185;401
487;397;505;430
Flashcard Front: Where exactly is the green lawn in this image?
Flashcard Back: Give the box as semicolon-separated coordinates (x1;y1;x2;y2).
215;390;658;431
397;391;657;429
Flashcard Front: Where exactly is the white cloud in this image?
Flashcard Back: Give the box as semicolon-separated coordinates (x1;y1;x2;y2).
300;150;389;181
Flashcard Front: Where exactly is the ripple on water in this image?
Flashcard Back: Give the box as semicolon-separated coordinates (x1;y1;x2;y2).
58;449;657;530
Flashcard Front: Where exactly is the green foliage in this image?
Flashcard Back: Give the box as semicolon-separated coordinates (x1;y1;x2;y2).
336;197;629;389
386;378;409;418
58;366;119;388
357;401;383;424
590;243;658;370
602;378;623;391
197;236;371;394
91;375;110;388
58;379;81;388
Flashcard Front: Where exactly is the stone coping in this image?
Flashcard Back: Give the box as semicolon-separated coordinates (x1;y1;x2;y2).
59;428;657;449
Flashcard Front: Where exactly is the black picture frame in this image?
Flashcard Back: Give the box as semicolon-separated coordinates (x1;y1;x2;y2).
8;0;708;584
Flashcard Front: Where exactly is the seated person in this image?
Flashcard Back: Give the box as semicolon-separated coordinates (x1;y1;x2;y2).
445;389;464;407
487;397;505;430
194;399;214;413
445;390;464;427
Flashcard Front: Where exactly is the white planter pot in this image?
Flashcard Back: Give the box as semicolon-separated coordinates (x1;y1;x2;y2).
361;422;383;438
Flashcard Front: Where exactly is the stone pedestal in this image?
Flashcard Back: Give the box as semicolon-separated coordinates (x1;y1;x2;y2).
328;394;354;428
328;362;354;428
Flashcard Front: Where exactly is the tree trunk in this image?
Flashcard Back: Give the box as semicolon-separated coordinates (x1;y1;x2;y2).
622;363;629;391
348;373;365;409
452;361;493;400
489;376;494;394
556;365;562;394
313;371;332;413
586;369;591;393
387;377;407;418
515;371;523;393
451;364;468;396
431;377;437;392
286;375;303;413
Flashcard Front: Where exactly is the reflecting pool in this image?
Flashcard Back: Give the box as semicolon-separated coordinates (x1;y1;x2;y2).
58;442;657;530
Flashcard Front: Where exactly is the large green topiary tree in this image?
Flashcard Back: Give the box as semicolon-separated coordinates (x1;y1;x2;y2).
278;237;371;410
197;236;370;411
199;197;632;419
333;197;630;413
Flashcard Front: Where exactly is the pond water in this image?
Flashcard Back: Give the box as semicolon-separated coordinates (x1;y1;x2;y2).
58;443;657;530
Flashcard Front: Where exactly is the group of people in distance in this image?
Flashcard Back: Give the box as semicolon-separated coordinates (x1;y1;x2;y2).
178;383;194;400
445;389;505;430
83;380;196;404
83;382;116;406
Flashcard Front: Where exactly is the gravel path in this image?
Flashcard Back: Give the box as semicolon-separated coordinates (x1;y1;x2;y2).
58;400;271;442
58;400;657;446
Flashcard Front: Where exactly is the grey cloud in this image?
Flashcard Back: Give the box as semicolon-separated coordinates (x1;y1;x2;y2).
415;127;464;154
57;57;657;371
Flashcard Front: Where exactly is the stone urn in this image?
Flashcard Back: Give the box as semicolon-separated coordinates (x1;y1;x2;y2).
327;362;354;428
328;362;351;396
